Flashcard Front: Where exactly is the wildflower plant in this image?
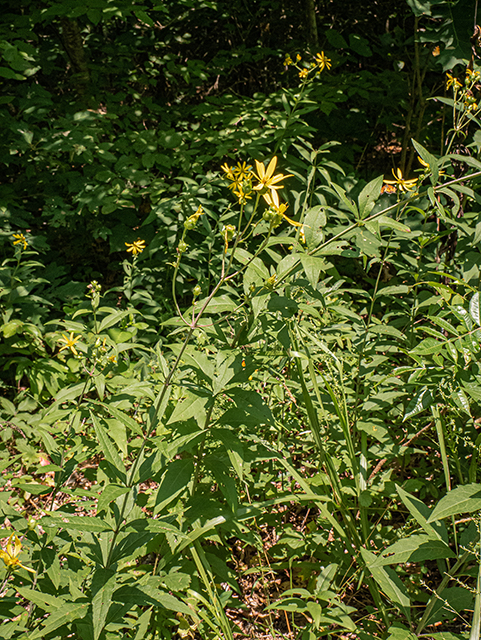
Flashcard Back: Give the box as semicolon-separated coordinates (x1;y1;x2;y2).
442;66;481;153
4;28;481;640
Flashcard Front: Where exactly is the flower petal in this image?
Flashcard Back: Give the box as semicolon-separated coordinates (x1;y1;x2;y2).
265;156;278;179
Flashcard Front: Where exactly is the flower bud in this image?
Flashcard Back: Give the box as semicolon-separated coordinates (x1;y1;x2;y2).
193;285;202;297
264;274;277;290
178;240;188;253
223;224;236;243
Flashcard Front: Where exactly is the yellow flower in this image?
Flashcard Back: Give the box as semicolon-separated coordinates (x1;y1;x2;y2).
253;157;293;193
0;533;35;573
263;189;303;227
296;54;302;62
221;162;253;200
383;168;418;192
299;68;308;79
221;163;235;181
233;184;253;204
284;54;293;66
13;233;27;250
58;332;82;356
446;73;461;90
466;69;481;84
315;52;332;72
125;239;146;256
232;161;253;182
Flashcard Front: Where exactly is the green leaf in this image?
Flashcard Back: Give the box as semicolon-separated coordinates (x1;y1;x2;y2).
469;292;481;327
196;295;237;314
376;216;411;233
361;549;411;622
90;411;126;482
114;584;192;616
154;459;194;514
15;587;64;612
91;401;144;437
387;625;417;640
353;228;381;257
55;382;86;404
15;484;52;496
377;285;410;297
403;387;433;420
98;310;130;333
27;601;89;639
330;183;359;217
300;254;326;288
97;484;130;515
410;337;445;355
135;10;155;26
396;485;447;542
358;175;383;218
43;514;114;533
428;484;481;522
372;535;454;566
91;568;117;640
406;0;432;16
303;205;326;249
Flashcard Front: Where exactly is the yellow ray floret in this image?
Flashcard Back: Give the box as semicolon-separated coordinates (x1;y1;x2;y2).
0;533;35;573
253;157;293;192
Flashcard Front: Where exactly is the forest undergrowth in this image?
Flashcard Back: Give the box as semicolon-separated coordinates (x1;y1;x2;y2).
3;1;481;639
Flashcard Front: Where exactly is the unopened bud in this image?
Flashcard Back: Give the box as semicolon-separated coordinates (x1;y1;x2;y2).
264;275;277;290
223;224;236;243
193;285;202;297
178;240;188;253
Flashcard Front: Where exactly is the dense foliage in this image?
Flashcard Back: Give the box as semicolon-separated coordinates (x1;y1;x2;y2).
2;0;481;638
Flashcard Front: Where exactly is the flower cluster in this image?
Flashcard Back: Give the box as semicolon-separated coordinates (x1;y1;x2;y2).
221;162;254;204
221;155;302;230
285;51;332;80
446;69;481;112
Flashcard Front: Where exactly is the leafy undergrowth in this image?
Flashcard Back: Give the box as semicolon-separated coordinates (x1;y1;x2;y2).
2;7;481;636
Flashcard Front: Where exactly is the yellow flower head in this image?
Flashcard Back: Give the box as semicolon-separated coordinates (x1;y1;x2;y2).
232;161;253;182
315;52;332;72
383;168;418;193
221;162;253;201
233;184;253;204
0;533;35;573
446;73;461;91
13;233;27;250
125;239;146;256
296;54;302;62
466;68;481;84
299;68;309;79
263;189;303;228
58;332;82;356
253;157;293;193
284;54;293;66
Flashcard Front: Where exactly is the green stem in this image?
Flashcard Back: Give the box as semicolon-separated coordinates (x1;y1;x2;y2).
416;549;472;634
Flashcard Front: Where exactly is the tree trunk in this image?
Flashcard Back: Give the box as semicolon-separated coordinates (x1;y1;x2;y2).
60;18;90;95
305;0;319;50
